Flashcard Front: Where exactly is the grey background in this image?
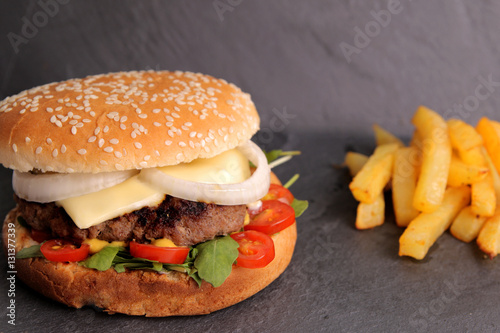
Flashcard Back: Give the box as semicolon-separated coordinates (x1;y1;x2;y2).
1;1;500;332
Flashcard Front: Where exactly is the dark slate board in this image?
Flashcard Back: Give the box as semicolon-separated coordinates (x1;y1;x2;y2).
2;1;500;332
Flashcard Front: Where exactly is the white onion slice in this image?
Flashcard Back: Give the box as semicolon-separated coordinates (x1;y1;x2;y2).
13;170;139;203
139;141;270;205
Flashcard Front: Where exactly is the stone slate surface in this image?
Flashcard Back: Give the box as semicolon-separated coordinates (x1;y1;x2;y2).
1;1;500;332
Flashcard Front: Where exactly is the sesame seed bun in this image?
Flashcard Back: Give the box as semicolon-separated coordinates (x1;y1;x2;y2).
0;71;259;173
2;207;297;316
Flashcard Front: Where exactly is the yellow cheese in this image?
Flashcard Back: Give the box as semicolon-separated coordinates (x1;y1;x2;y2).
83;239;127;254
57;149;250;230
151;238;177;247
58;175;165;229
157;148;250;184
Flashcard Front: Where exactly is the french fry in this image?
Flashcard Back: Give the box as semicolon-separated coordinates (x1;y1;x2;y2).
447;153;489;187
355;193;385;229
477;211;500;259
392;147;420;227
411;106;452;213
476;117;500;174
349;143;399;204
344;152;369;177
448;118;483;152
483;147;500;206
373;124;404;147
471;171;496;217
458;146;486;167
399;186;470;260
410;130;422;149
450;206;487;243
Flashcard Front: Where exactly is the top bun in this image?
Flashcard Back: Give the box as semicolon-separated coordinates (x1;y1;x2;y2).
0;71;259;173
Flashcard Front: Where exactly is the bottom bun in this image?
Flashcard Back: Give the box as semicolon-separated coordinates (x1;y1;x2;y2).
3;207;297;316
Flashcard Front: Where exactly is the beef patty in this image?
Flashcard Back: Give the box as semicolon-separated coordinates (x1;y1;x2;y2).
15;195;246;246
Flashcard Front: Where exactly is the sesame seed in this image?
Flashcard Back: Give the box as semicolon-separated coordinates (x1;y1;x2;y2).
71;126;77;135
139;161;148;168
138;114;147;119
61;145;67;153
12;144;17;153
155;150;160;156
179;142;187;147
189;131;197;138
165;140;172;146
153;122;161;127
120;124;126;130
100;160;108;166
115;164;124;170
103;126;109;133
98;139;104;148
36;147;42;154
114;151;122;158
78;149;87;155
47;138;52;144
88;136;97;143
144;155;151;161
134;142;142;149
120;116;127;122
104;147;113;153
110;138;119;145
94;127;101;135
52;149;58;157
152;109;161;113
69;120;78;125
25;137;31;143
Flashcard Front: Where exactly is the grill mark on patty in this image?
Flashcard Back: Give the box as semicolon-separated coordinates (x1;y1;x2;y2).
15;195;246;246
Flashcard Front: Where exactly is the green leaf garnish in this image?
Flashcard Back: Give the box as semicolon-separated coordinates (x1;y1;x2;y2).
194;236;239;288
291;199;309;218
16;244;44;259
80;246;120;271
283;174;300;189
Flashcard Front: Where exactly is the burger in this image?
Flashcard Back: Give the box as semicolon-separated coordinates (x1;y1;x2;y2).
0;71;303;316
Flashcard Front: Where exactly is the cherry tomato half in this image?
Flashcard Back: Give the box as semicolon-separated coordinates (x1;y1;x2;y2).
262;184;294;205
40;239;90;262
31;229;52;243
129;241;189;264
245;200;296;235
230;230;275;269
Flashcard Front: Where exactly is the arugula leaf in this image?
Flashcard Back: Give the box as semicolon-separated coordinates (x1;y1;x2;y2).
16;244;44;259
291;198;309;218
265;150;284;164
194;236;239;288
80;246;120;271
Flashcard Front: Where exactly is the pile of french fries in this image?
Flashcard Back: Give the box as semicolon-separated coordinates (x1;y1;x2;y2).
346;105;500;260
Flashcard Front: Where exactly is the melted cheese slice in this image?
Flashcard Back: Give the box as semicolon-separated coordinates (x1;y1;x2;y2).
157;148;250;184
58;175;165;229
57;149;250;230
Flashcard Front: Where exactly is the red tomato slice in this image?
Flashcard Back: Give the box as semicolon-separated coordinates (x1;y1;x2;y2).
129;241;189;264
245;200;296;235
230;230;275;269
31;229;52;243
40;239;90;262
262;184;294;205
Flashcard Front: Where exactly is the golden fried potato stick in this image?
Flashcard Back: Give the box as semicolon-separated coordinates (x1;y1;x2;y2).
477;210;500;259
355;193;385;229
392;146;420;227
450;206;487;243
411;106;452;213
373;124;404;147
349;143;399;204
476;117;500;174
399;186;470;260
344;152;369;177
447;153;489;187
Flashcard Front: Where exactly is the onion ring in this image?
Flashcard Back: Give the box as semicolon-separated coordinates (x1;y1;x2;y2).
139;141;270;205
13;170;138;203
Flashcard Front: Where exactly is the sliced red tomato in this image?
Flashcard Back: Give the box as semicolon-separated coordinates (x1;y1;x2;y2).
262;184;294;205
40;239;90;262
230;230;275;269
129;241;189;264
31;229;52;243
245;200;295;235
